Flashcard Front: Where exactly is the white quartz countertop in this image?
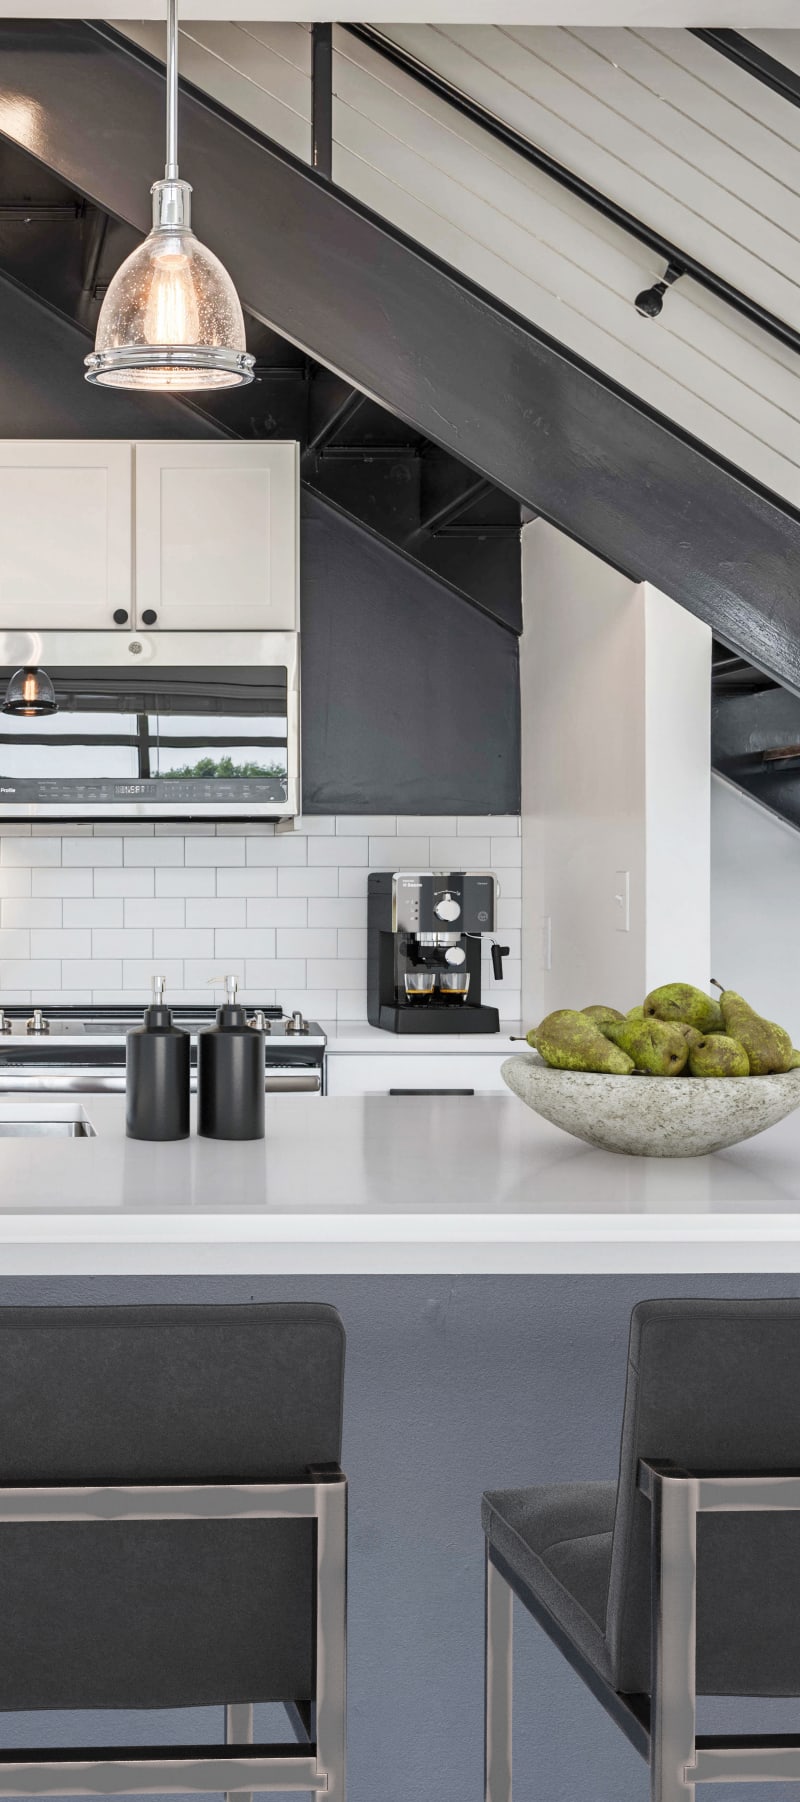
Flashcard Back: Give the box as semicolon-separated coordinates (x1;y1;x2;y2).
2;1092;800;1275
321;1021;523;1052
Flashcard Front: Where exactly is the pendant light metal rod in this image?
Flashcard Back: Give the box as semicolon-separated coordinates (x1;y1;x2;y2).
165;0;179;180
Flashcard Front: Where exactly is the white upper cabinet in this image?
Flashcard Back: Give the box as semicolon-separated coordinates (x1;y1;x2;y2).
134;442;299;632
0;442;132;630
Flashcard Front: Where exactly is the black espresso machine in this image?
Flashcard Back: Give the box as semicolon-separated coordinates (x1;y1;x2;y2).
367;871;509;1033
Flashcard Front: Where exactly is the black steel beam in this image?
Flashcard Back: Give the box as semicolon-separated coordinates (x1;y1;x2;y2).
346;23;800;365
311;23;333;180
2;22;800;688
693;30;800;110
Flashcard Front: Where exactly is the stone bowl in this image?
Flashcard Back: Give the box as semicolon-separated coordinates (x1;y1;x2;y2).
501;1054;800;1158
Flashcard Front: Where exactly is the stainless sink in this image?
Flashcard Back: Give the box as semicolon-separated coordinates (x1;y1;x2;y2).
0;1105;95;1138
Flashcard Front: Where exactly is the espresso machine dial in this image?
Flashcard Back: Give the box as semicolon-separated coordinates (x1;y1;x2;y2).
434;891;461;923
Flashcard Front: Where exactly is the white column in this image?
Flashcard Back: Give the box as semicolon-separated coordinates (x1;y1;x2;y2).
520;520;710;1023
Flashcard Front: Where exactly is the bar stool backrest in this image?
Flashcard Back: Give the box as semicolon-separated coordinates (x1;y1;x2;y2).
0;1302;345;1711
606;1298;800;1697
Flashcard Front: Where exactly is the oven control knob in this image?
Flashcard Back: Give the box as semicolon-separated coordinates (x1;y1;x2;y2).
26;1008;49;1035
286;1011;309;1035
434;893;461;923
248;1011;268;1033
0;1014;11;1035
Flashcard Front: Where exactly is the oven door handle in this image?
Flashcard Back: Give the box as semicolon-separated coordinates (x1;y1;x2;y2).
0;1068;323;1095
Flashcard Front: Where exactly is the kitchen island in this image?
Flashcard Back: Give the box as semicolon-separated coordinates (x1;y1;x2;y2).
1;1090;800;1273
1;1092;799;1802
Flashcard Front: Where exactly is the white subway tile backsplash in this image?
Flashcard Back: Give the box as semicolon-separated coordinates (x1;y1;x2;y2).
187;837;244;866
95;929;151;959
277;868;334;897
2;838;59;866
95;867;155;898
247;835;307;866
214;929;276;960
32;867;92;898
0;868;32;897
155;868;213;897
396;816;456;835
65;838;121;866
491;836;522;868
369;836;429;867
246;897;306;928
124;899;185;929
217;868;279;897
0;815;521;1020
125;838;184;866
2;898;59;928
0;929;30;957
30;929;90;959
276;928;337;959
64;899;123;929
186;899;247;928
308;838;367;866
429;836;490;866
308;898;365;929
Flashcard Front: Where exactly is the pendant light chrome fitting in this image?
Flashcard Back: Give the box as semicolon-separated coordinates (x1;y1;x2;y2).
85;0;253;392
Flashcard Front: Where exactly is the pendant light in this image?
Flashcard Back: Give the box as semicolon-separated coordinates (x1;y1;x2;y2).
84;0;254;392
2;668;58;717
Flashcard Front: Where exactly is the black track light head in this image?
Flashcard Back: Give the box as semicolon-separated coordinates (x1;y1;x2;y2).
634;261;685;320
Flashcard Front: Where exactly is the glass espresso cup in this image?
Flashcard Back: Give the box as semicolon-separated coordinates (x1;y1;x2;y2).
439;971;471;1004
404;972;436;1005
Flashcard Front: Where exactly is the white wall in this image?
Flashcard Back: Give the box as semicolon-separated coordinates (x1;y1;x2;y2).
520;519;710;1022
711;774;800;1043
0;814;521;1021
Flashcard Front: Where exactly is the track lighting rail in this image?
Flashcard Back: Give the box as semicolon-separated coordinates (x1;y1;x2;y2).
345;24;800;361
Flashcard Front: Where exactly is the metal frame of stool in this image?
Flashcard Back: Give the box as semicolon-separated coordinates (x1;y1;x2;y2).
0;1466;346;1801
485;1457;800;1802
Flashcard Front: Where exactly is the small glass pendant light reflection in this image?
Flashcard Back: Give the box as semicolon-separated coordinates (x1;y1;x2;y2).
84;0;253;392
2;668;58;717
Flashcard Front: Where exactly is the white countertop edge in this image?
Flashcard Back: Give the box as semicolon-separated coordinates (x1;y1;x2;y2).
1;1239;800;1276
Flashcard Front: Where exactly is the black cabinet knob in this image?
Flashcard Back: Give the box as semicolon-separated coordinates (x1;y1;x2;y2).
113;608;129;626
141;609;158;626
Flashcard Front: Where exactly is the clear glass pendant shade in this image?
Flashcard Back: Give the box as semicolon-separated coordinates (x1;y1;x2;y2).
3;668;58;717
85;180;254;391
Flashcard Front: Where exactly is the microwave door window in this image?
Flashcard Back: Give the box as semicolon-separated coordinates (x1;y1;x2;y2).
147;713;288;783
0;711;139;779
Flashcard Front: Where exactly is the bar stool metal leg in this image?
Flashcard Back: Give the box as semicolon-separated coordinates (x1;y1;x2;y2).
225;1702;253;1802
315;1478;348;1802
484;1549;513;1802
649;1475;697;1802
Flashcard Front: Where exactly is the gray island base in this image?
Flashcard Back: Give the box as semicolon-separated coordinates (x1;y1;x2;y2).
0;1096;798;1802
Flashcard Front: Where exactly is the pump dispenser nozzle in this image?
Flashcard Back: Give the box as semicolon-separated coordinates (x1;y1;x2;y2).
152;974;166;1004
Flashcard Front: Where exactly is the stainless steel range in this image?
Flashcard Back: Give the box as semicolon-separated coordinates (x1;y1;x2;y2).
0;1005;326;1095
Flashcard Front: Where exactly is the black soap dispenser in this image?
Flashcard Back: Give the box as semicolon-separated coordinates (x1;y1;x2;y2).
197;974;265;1141
126;975;190;1141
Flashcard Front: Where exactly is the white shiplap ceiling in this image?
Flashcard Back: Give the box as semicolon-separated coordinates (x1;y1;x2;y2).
0;5;798;22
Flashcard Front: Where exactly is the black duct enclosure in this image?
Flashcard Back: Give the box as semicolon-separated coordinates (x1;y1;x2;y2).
0;272;520;816
300;495;519;814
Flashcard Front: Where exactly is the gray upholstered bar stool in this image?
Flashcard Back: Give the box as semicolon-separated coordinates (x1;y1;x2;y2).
483;1297;800;1802
0;1303;346;1801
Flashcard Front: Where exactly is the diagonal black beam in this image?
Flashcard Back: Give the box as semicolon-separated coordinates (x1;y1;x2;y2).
3;21;800;691
693;29;800;110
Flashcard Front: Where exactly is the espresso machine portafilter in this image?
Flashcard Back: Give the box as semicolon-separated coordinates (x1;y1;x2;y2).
367;871;509;1034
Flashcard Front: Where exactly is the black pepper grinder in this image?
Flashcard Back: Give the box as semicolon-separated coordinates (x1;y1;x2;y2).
126;975;190;1141
197;974;265;1140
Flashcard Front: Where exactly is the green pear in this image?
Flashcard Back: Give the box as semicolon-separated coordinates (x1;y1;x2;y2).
581;1004;625;1025
676;1023;704;1048
626;1004;645;1019
791;1051;800;1070
711;982;793;1075
527;1010;633;1074
644;983;722;1033
688;1034;749;1078
602;1017;688;1076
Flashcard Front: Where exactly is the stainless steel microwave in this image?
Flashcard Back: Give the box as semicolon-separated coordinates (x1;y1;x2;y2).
0;630;299;819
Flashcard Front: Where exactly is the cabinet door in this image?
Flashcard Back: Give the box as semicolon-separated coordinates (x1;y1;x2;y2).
0;442;132;629
134;442;298;631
